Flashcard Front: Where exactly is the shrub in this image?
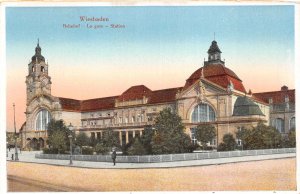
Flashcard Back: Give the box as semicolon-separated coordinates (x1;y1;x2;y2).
235;122;282;150
75;132;90;147
94;142;109;155
43;148;59;154
195;125;216;150
127;138;147;155
81;146;94;155
217;133;236;151
288;128;296;147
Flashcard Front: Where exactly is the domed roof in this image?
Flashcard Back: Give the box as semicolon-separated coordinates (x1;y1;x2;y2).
233;96;264;116
184;64;246;93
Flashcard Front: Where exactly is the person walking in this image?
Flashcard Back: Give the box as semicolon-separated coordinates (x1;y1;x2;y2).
111;148;117;166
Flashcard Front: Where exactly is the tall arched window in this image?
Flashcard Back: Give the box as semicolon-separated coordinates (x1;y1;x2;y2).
35;109;51;130
290;117;295;130
273;118;284;133
192;103;216;122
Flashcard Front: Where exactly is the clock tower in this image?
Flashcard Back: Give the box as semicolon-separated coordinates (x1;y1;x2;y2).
26;40;52;105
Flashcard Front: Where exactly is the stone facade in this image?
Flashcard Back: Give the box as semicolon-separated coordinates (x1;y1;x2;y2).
20;40;294;150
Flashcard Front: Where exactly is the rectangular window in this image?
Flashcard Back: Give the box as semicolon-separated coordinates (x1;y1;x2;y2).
210;138;217;146
128;131;133;142
141;114;144;122
236;139;242;146
96;132;101;140
91;132;95;140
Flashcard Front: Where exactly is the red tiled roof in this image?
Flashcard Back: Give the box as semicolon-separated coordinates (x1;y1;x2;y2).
117;85;152;101
81;96;119;112
183;64;246;93
58;87;182;112
148;87;182;104
59;97;81;112
253;89;295;104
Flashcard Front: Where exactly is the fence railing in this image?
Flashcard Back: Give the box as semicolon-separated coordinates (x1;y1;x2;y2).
35;147;296;163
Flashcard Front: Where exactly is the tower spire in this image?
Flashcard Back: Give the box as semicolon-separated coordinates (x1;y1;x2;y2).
204;40;225;66
32;39;45;62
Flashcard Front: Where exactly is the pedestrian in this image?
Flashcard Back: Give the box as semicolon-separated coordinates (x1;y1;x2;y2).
111;148;117;166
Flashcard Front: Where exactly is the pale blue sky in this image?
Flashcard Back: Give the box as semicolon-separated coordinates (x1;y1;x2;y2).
6;6;294;69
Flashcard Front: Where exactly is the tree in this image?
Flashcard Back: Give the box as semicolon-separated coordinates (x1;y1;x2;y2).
195;125;216;150
46;119;73;154
218;133;236;151
128;137;147;155
101;128;120;150
140;126;155;154
48;130;67;154
288;128;296;147
94;142;110;155
150;108;193;154
47;120;71;137
235;122;282;150
75;132;90;148
236;127;250;150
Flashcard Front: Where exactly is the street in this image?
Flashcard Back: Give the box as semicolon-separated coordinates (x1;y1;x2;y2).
7;158;296;192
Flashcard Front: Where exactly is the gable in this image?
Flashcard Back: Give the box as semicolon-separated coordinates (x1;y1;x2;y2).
178;78;226;99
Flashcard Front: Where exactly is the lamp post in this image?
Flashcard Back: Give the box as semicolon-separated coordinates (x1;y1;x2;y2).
6;141;8;157
68;123;74;165
68;134;73;165
13;103;19;161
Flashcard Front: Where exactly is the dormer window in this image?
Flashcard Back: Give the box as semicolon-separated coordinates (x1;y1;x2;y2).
285;95;289;103
41;66;45;72
268;98;273;104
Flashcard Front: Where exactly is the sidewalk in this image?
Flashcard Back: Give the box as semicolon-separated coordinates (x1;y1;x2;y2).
6;150;295;169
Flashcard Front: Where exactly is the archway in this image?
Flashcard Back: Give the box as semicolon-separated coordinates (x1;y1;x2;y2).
26;138;31;150
39;138;45;149
31;138;39;150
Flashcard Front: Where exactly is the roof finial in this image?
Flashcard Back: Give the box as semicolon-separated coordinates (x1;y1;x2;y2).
214;32;215;41
201;68;204;78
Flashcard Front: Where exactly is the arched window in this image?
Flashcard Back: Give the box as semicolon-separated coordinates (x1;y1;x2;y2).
192;103;216;122
35;109;51;130
290;117;295;130
273;118;284;133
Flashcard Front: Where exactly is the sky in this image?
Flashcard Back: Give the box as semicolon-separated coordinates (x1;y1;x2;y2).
5;5;295;132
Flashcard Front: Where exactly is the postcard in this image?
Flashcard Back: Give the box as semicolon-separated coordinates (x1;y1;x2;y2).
2;2;298;193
